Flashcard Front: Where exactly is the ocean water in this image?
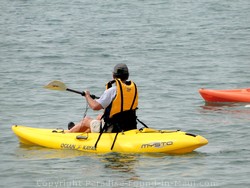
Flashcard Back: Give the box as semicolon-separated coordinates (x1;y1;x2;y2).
1;0;250;187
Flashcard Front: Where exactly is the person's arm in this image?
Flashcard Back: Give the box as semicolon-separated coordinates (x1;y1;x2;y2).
85;91;103;110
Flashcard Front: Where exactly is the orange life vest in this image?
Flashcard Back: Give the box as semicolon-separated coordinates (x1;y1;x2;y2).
103;79;138;132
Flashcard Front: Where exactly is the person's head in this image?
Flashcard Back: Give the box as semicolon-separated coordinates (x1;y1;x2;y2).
113;63;129;81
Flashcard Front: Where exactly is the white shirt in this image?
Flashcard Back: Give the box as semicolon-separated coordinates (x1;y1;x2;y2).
96;86;117;109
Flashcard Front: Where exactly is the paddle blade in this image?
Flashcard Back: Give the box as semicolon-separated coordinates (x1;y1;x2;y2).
44;80;67;91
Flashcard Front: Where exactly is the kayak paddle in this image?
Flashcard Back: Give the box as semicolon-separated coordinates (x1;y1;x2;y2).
44;80;99;99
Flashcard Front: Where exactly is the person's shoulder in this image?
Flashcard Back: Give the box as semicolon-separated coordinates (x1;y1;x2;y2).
107;86;116;91
104;86;116;94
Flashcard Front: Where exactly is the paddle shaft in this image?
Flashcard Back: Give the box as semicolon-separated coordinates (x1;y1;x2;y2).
66;88;84;95
66;88;99;99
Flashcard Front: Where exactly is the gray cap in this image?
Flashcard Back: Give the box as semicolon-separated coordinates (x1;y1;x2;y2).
113;63;129;80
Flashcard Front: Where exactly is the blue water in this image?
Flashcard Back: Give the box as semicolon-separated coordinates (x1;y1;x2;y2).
1;0;250;187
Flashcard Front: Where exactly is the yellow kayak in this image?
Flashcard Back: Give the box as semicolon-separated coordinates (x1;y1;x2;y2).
12;125;208;154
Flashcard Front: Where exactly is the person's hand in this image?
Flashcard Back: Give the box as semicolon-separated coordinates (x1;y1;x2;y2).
85;90;90;97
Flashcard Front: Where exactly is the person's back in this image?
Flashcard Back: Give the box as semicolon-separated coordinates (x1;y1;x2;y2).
103;76;138;132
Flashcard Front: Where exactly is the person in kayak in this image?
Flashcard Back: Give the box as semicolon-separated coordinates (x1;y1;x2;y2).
66;63;138;133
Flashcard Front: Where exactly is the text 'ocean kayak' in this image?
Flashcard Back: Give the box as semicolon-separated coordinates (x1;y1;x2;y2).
12;125;208;154
199;88;250;102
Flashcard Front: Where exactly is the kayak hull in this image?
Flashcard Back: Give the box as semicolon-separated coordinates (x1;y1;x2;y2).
12;125;208;154
199;88;250;102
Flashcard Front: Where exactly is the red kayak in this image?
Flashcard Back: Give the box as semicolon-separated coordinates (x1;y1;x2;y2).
199;88;250;102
